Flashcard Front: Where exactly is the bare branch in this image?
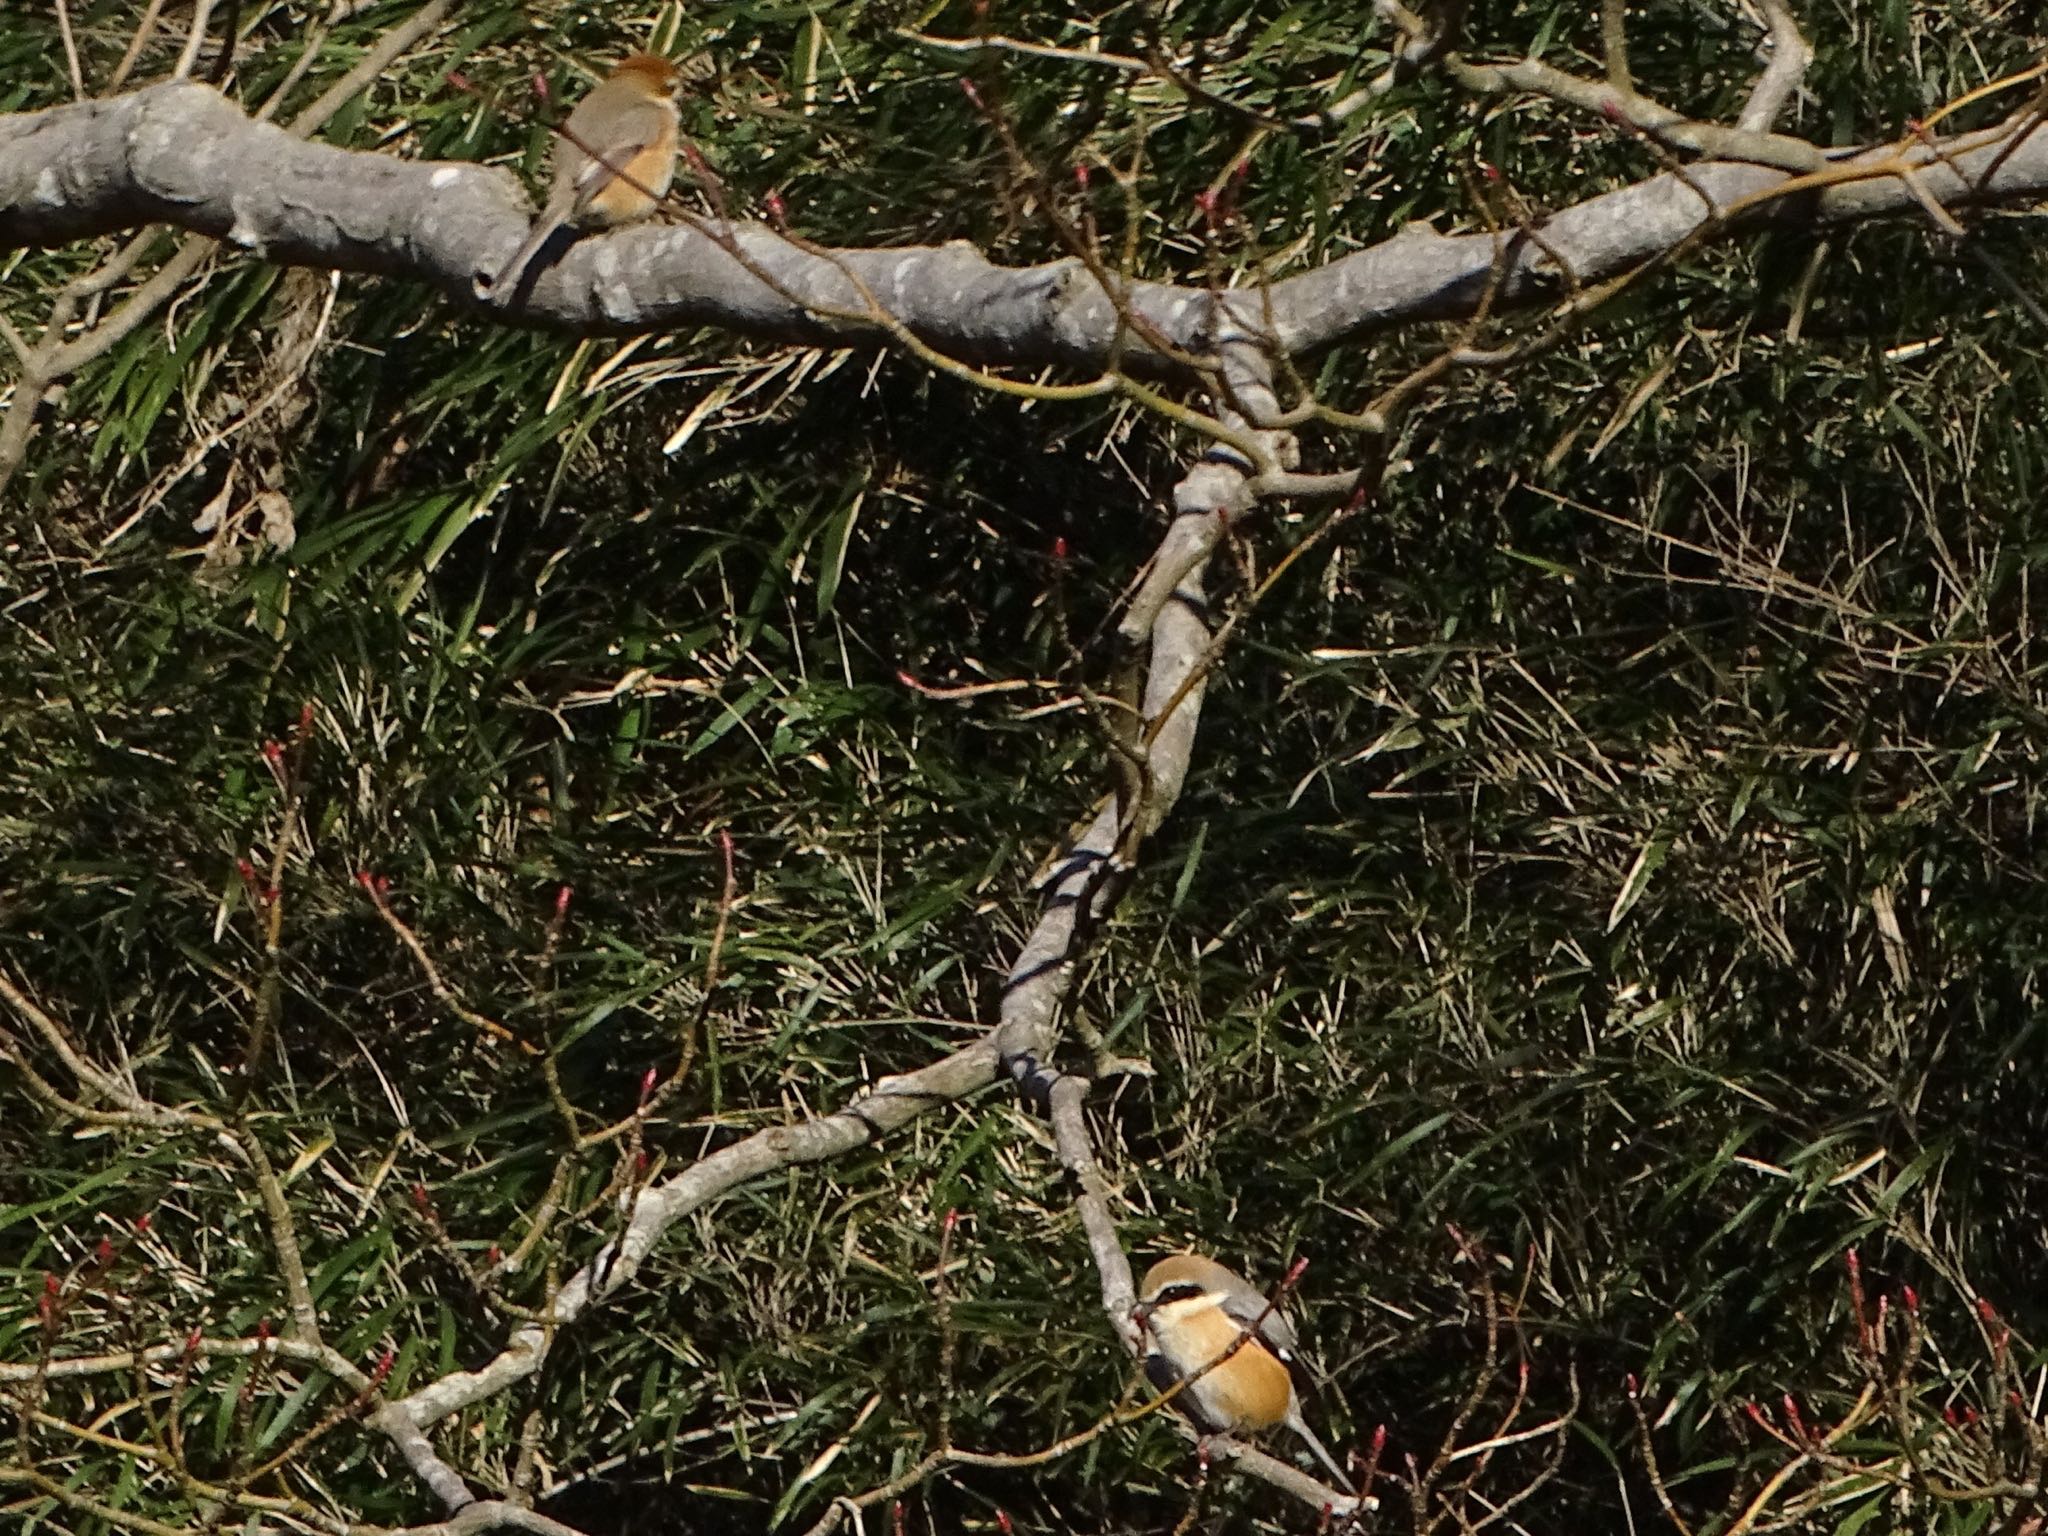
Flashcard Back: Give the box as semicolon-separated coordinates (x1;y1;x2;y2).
233;1120;324;1347
8;80;2048;371
0;971;207;1128
1739;0;1813;132
1600;0;1633;93
387;1035;1000;1455
108;0;168;93
1447;52;1823;171
1269;108;2048;354
0;0;453;497
173;0;219;81
1305;0;1462;129
54;0;84;101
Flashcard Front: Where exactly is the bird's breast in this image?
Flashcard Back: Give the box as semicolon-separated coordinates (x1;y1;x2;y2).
1168;1309;1294;1433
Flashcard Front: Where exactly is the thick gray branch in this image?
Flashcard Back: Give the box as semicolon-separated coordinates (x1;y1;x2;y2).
0;80;1207;367
5;81;2045;372
1268;112;2048;354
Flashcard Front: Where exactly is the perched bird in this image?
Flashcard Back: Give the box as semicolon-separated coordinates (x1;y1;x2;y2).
483;52;684;299
1132;1253;1349;1485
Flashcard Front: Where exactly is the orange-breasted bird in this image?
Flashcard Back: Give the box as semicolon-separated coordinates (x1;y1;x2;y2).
1133;1253;1349;1484
483;52;684;299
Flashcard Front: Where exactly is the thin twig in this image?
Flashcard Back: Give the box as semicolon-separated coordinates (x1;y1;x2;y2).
55;0;85;99
173;0;217;79
108;0;168;92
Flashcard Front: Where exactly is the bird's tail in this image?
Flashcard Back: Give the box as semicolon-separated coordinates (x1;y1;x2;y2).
1292;1415;1351;1487
481;214;567;303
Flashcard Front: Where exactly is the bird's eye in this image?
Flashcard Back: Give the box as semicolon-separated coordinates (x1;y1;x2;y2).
1154;1283;1203;1304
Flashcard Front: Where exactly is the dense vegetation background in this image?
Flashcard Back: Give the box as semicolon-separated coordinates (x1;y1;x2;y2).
4;1;2046;1532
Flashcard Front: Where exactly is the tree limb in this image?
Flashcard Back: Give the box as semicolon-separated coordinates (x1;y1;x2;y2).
6;82;2045;371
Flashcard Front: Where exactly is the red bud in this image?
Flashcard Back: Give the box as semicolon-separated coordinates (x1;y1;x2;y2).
1625;1373;1639;1397
238;858;259;882
445;70;473;93
1370;1424;1387;1451
43;1273;60;1297
1286;1256;1310;1286
639;1066;659;1102
1783;1394;1806;1439
95;1237;115;1266
942;1207;960;1234
635;1149;651;1174
256;1318;271;1343
1903;1285;1919;1313
765;190;788;228
554;885;572;917
1977;1297;2000;1324
1051;536;1069;560
486;1245;502;1266
1480;162;1502;183
531;72;551;103
374;875;390;895
184;1325;203;1355
995;1514;1013;1536
373;1345;396;1383
959;79;983;109
135;1214;151;1233
262;740;285;764
356;871;375;890
411;1183;430;1212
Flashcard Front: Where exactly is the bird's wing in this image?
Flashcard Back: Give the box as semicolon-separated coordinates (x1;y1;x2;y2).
1216;1288;1301;1355
1143;1351;1227;1435
569;132;656;203
557;98;675;208
1215;1288;1332;1410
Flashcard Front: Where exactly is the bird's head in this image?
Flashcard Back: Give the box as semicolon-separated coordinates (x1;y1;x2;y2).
1133;1253;1248;1332
610;53;684;96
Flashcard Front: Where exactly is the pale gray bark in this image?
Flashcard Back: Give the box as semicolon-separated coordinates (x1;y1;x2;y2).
5;79;2044;370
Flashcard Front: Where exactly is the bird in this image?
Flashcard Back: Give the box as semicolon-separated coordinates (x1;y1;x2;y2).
482;52;685;300
1132;1253;1350;1485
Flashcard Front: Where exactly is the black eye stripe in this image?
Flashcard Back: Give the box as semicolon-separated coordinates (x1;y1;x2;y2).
1153;1282;1205;1304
